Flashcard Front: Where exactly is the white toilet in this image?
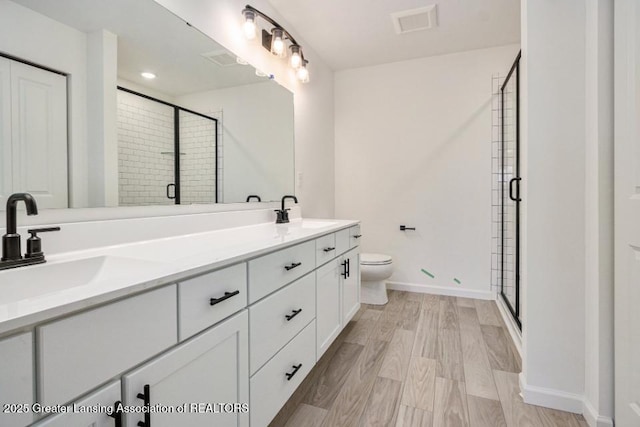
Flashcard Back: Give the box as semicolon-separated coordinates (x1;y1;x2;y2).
360;253;393;305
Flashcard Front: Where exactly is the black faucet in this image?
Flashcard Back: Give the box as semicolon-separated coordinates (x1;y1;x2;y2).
275;195;298;224
1;193;60;270
246;195;262;202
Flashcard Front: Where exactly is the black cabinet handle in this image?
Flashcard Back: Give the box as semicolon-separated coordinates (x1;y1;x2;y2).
352;234;362;239
284;262;302;271
341;260;348;278
323;247;335;253
108;401;123;427
347;258;350;278
509;177;522;202
137;384;151;427
166;183;176;200
285;308;303;321
399;225;416;231
285;363;302;381
210;290;240;306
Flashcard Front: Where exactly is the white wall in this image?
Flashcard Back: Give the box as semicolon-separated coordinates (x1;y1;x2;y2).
176;81;294;203
584;1;614;425
0;0;88;207
155;0;335;217
520;0;588;414
335;44;519;298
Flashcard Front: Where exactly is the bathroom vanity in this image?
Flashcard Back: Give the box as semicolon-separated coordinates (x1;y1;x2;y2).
0;216;361;427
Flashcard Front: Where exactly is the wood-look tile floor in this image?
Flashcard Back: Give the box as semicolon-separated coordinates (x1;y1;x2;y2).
270;291;588;427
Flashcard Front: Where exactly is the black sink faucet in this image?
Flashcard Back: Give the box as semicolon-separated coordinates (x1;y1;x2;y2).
1;193;60;270
275;195;298;224
2;193;38;261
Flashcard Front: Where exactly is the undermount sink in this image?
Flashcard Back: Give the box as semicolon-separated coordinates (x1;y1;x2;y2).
0;256;164;305
298;220;337;229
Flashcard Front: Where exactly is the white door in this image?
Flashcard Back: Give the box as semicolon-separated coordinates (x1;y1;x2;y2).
123;310;249;427
0;58;11;203
316;259;342;359
9;60;67;209
615;1;640;425
342;248;360;324
0;332;33;427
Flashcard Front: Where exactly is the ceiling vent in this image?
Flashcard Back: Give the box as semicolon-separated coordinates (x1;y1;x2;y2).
391;5;438;34
201;50;238;67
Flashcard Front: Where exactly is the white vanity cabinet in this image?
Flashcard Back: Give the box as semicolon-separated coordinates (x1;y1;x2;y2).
123;310;249;427
316;259;343;359
342;248;361;324
32;381;121;427
0;332;34;427
37;285;178;407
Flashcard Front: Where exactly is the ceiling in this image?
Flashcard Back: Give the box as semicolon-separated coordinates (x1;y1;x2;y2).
267;0;520;70
13;0;268;97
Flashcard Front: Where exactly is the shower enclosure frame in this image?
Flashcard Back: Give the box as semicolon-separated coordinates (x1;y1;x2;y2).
117;86;219;204
500;51;522;330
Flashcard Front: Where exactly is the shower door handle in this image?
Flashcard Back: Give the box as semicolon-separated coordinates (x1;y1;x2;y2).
509;177;521;202
166;183;176;200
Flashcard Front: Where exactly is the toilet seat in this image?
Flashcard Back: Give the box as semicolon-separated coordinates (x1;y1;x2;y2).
361;253;392;266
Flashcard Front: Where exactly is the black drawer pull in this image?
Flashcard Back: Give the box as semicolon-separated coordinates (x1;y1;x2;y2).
108;400;123;427
341;260;348;278
284;262;302;271
285;308;303;321
323;247;335;253
346;258;351;278
210;290;240;306
137;384;150;427
352;234;362;239
285;363;303;381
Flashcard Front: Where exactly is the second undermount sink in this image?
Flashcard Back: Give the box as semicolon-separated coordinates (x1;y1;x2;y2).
0;255;164;305
297;220;337;229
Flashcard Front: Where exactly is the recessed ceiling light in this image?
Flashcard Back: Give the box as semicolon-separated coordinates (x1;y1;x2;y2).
141;72;156;79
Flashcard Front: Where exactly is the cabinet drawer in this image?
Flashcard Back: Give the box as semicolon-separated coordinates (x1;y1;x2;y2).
349;224;362;248
0;332;33;427
33;381;120;426
250;320;316;427
315;233;337;267
335;229;350;255
248;240;315;303
179;263;247;340
38;285;177;406
249;273;315;374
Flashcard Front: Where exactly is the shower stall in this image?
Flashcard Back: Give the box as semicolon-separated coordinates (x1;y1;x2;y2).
116;87;219;206
497;51;522;329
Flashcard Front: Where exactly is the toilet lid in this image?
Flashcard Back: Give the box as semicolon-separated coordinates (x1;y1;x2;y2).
361;253;392;265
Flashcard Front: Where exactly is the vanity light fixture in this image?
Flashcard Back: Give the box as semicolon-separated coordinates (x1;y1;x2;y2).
140;72;156;79
241;5;310;83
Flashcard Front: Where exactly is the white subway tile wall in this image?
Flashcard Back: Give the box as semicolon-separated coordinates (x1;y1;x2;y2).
117;91;175;206
179;110;217;204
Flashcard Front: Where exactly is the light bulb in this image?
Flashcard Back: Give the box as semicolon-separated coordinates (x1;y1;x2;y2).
243;10;256;40
271;28;286;58
290;45;302;69
297;61;309;83
141;72;156;79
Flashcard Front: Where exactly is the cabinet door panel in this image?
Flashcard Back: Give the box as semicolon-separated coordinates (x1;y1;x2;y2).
33;381;120;427
0;332;33;427
316;260;342;359
123;310;248;427
343;248;360;324
10;61;67;209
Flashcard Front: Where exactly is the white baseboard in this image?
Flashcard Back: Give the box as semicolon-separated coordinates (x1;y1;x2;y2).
386;281;494;300
583;400;614;427
519;373;584;414
495;295;522;358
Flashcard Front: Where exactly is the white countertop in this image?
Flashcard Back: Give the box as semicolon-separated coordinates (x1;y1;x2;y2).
0;218;358;336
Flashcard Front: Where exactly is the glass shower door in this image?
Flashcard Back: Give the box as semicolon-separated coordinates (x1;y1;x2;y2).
500;52;521;329
178;110;218;204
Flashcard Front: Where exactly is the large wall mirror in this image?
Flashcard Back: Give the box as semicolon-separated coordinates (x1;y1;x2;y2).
0;0;294;209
